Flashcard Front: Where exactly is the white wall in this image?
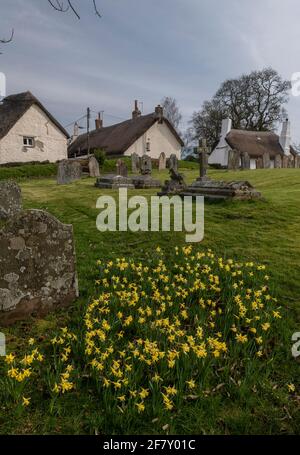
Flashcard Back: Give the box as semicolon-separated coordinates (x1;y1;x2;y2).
208;144;231;167
0;104;68;164
124;120;181;159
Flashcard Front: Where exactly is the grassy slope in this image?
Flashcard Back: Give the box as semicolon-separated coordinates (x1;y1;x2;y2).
1;166;300;434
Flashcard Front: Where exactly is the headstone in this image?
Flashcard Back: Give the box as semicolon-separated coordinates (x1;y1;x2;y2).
0;181;22;220
158;168;187;195
131;153;140;173
228;149;240;170
116;159;128;177
0;332;5;356
256;157;263;169
158;152;167;171
262;152;271;169
140;155;152;175
241;152;250;170
288;156;294;168
88;156;100;177
0;210;78;325
295;155;300;168
95;175;134;189
274;155;282;169
282;156;289;168
197;139;210;181
168;154;178;172
57;160;82;184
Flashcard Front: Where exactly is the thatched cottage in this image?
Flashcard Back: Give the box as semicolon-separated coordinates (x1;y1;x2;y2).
208;118;298;169
68;101;183;159
0;91;69;165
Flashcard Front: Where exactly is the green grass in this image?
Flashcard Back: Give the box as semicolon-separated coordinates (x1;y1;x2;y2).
0;163;58;181
1;167;300;435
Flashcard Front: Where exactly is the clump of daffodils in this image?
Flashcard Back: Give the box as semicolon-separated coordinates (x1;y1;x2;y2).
84;247;283;414
1;247;285;415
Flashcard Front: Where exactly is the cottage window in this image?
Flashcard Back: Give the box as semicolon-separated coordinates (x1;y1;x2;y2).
23;137;35;147
146;140;151;152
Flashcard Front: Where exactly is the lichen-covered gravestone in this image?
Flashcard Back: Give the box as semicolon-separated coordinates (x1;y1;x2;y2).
0;209;79;325
131;153;140;173
116;159;128;177
158;152;166;171
241;152;250;170
228;150;240;170
88;156;100;177
275;155;282;169
262;152;271;169
168;154;178;172
0;181;22;220
57;160;82;184
140;155;152;175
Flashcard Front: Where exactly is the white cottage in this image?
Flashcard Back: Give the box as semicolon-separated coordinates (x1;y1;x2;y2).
0;91;69;165
208;118;297;169
68;101;183;159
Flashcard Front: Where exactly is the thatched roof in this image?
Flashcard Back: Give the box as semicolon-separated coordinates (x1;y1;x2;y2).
226;129;296;157
0;91;69;140
68;113;184;157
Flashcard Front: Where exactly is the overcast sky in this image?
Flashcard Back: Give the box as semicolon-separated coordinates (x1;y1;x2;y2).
1;0;300;140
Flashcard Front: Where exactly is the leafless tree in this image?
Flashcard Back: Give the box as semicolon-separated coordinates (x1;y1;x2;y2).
47;0;102;19
191;68;291;147
161;96;182;131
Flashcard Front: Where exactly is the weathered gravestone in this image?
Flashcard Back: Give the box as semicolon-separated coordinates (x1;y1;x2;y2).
131;153;140;173
140;155;152;175
168;154;178;172
0;181;22;220
288;156;294;168
262;152;271;169
275;155;282;169
116;159;128;177
0;332;5;356
241;152;250;170
282;156;289;168
158;152;167;171
256;157;263;169
295;155;300;168
228;149;240;170
88;156;100;177
57;160;82;184
0;210;79;325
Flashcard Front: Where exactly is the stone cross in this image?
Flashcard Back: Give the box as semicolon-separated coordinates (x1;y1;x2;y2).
198;139;210;180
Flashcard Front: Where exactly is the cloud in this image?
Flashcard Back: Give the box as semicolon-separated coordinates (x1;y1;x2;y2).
1;0;300;140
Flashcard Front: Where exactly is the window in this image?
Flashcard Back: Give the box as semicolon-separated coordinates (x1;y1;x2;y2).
23;137;35;147
146;140;151;152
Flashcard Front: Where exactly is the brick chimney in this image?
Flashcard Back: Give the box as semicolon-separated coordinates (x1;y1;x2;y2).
280;118;291;156
95;112;103;130
132;100;141;120
155;104;164;124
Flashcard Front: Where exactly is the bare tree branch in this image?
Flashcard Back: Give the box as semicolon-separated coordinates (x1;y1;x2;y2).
0;28;14;44
47;0;102;19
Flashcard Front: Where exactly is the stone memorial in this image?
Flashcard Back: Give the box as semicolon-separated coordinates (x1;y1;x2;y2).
180;139;261;201
95;175;134;189
0;209;79;325
241;152;250;170
88;156;100;178
116;159;128;177
0;181;22;220
168;154;178;172
228;149;240;170
158;168;187;196
158;152;167;171
275;155;282;169
140;155;152;175
57;160;82;184
262;152;271;169
295;155;300;168
282;156;289;168
131;153;140;173
256;157;263;169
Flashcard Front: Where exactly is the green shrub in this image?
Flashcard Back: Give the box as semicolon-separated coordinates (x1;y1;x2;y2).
93;149;106;167
0;163;57;181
